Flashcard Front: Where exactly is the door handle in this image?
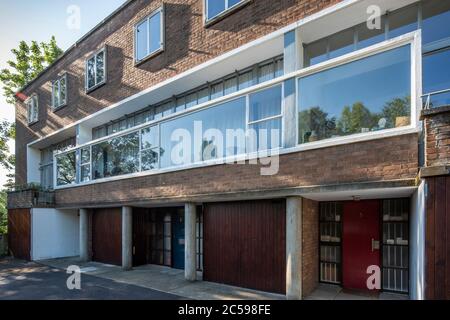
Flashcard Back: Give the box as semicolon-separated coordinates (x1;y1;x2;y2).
371;238;380;252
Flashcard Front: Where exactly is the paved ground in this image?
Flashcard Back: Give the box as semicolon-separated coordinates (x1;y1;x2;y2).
0;257;181;300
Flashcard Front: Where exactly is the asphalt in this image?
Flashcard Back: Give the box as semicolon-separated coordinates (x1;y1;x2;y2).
0;257;182;300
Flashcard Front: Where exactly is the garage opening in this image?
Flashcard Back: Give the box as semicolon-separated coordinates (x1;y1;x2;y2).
203;200;286;294
92;208;122;265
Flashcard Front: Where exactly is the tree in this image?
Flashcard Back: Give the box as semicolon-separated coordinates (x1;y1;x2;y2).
0;191;7;234
0;36;63;104
380;96;411;128
298;106;336;143
337;102;378;134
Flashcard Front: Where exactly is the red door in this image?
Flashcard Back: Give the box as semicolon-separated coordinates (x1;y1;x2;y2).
343;200;380;291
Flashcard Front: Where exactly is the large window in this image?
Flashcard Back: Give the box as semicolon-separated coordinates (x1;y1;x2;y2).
85;48;106;91
135;8;164;63
26;94;39;124
40;138;75;189
160;97;247;168
423;47;450;108
91;132;139;180
298;45;411;144
52;74;67;109
205;0;245;22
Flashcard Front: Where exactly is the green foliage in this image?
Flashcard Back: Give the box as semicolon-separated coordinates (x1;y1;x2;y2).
0;191;6;234
0;36;63;104
337;102;379;134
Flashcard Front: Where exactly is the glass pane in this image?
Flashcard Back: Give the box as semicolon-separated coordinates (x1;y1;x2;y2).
53;81;60;107
422;0;450;45
275;59;284;78
329;28;355;60
81;164;91;183
141;126;159;150
149;12;162;53
197;87;210;104
92;132;139;179
160;97;246;168
224;77;238;95
423;48;450;94
207;0;225;20
56;151;76;186
60;77;66;105
176;97;186;112
81;147;90;165
298;45;411;144
210;82;223;100
186;92;198;109
249;85;282;122
238;70;253;90
136;19;148;61
87;57;95;88
388;4;418;39
141;149;159;171
356;17;386;50
96;51;105;84
248;118;282;151
258;63;274;83
304;39;328;67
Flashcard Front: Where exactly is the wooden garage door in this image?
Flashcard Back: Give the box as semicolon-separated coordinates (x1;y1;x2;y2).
8;209;31;260
92;208;122;266
204;200;286;294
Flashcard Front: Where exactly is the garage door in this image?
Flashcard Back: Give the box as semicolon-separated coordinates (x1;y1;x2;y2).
92;208;122;266
8;209;31;260
203;200;286;294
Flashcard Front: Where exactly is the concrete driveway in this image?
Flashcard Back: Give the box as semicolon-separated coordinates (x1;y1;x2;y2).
0;257;182;300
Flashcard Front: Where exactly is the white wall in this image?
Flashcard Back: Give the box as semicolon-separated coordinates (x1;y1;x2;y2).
410;182;426;300
31;208;80;261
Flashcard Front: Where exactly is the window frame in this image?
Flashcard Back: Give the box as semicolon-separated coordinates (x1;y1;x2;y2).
85;47;107;93
204;0;250;26
134;6;165;65
52;73;68;110
26;94;39;125
295;30;421;151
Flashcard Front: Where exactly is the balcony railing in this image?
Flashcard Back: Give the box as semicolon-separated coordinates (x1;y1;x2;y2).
422;88;450;110
7;188;55;209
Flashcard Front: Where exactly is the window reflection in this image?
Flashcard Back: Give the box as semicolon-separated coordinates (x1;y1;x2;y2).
298;45;411;144
56;151;77;186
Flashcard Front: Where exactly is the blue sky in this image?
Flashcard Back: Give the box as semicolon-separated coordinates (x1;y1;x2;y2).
0;0;127;185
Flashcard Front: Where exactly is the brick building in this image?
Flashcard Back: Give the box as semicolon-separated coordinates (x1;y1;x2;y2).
7;0;450;299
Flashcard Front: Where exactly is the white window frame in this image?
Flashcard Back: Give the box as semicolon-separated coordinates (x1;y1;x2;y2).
26;94;39;125
134;6;165;65
85;47;107;92
204;0;249;25
295;30;422;152
52;73;67;109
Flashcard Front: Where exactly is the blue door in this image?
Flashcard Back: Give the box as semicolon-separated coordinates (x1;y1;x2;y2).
171;212;185;270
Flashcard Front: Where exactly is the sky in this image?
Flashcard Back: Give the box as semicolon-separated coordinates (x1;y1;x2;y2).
0;0;127;186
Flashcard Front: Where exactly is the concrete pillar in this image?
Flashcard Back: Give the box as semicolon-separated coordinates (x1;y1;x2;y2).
122;206;133;271
286;196;303;300
79;209;89;262
185;203;196;281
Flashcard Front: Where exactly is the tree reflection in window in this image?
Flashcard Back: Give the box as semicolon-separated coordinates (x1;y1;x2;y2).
92;132;140;179
56;151;76;186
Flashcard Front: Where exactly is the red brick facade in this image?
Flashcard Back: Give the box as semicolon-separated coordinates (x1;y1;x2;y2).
423;107;450;168
15;0;342;185
302;198;319;297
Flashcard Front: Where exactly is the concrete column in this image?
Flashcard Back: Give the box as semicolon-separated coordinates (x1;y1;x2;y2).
122;206;133;271
286;196;303;300
79;209;90;262
185;203;197;281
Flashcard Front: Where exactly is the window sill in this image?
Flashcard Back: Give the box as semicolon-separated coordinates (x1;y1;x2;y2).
52;103;68;112
85;81;106;94
204;0;252;28
27;120;39;127
134;47;164;67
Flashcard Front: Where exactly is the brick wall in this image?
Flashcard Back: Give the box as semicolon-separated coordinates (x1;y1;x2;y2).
15;0;341;185
54;134;419;208
423;107;450;167
302;198;319;298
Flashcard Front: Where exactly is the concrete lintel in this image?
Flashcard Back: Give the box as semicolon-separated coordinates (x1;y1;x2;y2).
419;165;450;178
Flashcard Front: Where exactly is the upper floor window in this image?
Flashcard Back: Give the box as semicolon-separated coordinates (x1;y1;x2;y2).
205;0;245;22
85;48;106;91
26;94;39;125
52;74;67;109
135;7;164;63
